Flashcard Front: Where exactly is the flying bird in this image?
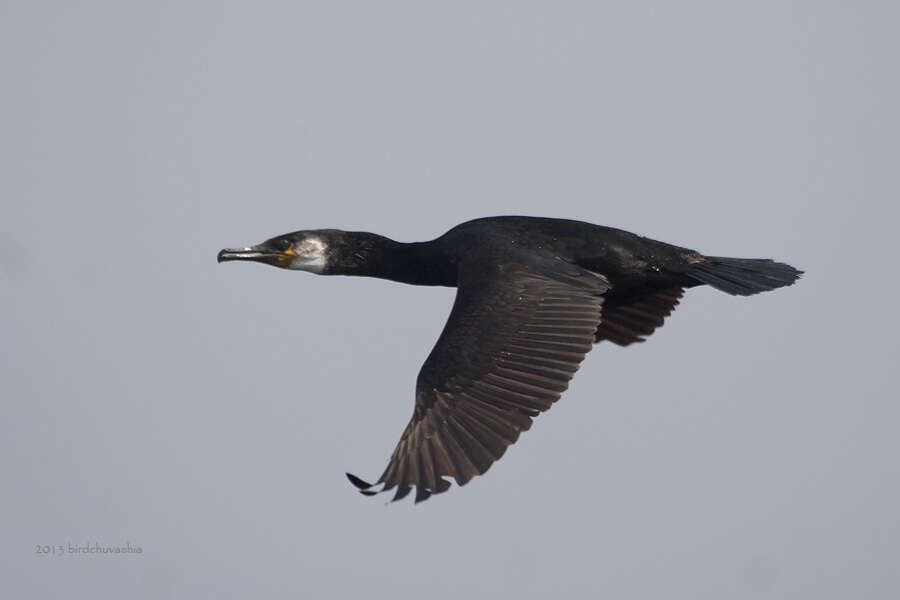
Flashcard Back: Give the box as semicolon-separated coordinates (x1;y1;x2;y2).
218;216;801;503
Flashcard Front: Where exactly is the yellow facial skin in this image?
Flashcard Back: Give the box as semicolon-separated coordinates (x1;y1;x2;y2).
271;242;297;267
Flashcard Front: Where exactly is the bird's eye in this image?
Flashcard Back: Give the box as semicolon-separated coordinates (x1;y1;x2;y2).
277;239;292;252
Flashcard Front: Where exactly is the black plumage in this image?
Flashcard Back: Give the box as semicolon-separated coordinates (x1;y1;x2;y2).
218;216;802;503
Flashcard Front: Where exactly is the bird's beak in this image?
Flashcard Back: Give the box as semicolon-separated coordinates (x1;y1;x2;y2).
217;245;280;264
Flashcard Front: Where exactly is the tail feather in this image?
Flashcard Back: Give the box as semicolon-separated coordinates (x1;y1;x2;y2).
688;256;802;296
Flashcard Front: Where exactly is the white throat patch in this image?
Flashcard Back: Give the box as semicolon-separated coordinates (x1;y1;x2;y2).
289;236;328;273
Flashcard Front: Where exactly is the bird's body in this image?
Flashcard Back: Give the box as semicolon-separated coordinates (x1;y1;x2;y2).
219;216;801;502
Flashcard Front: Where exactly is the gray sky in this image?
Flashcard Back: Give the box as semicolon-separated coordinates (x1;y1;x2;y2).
2;2;898;598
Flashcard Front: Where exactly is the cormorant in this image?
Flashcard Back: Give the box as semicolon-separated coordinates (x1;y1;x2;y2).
218;216;801;503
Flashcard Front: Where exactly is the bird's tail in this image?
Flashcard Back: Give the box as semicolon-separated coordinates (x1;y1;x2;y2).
687;256;802;296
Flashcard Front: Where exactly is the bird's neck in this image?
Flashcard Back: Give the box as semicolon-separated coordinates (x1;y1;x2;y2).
334;232;457;287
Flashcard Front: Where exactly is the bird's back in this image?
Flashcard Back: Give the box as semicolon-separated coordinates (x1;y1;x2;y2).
435;216;701;290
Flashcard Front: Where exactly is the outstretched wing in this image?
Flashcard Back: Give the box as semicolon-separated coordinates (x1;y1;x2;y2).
348;257;609;502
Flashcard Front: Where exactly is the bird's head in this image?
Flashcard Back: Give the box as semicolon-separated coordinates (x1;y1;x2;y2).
218;230;335;273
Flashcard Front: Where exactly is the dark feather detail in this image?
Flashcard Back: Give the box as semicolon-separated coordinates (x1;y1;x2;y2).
392;484;412;502
414;486;432;504
346;473;374;490
594;287;684;346
688;257;802;296
348;257;608;502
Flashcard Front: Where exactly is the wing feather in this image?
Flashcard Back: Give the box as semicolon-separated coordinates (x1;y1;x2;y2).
348;257;608;501
594;287;684;345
